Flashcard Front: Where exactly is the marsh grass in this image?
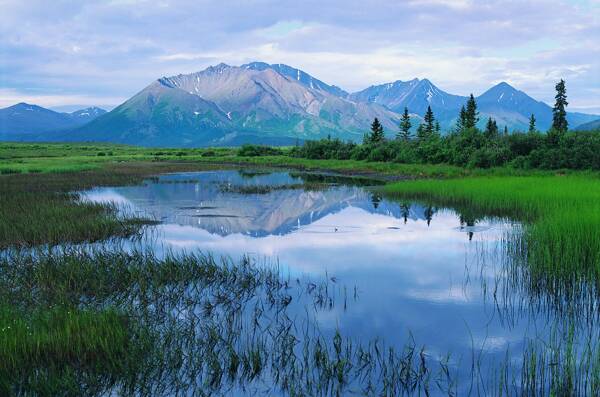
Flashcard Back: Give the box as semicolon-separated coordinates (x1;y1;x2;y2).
382;176;600;285
0;305;149;396
2;247;599;396
0;248;456;395
0;162;225;249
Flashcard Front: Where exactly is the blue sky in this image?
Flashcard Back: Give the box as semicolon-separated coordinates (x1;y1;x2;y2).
1;0;599;113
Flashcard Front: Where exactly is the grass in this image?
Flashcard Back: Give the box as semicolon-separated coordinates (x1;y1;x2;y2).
0;305;147;396
382;175;600;284
0;161;228;249
0;141;570;178
3;141;600;394
2;248;599;396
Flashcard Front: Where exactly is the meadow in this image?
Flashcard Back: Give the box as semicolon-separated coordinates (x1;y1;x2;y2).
2;141;600;395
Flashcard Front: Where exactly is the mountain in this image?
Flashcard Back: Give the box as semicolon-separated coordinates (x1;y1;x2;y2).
576;118;600;131
476;82;598;131
352;80;599;131
69;107;107;123
72;63;400;146
350;78;466;126
0;103;106;138
243;62;348;97
3;62;598;146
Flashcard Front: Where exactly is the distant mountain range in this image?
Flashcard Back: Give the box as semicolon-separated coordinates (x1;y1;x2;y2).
1;62;598;146
0;103;106;139
576;118;600;131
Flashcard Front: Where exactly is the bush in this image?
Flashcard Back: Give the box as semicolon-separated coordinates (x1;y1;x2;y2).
291;138;356;160
238;145;283;157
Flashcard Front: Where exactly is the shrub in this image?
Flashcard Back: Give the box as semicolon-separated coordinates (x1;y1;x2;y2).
238;145;283;157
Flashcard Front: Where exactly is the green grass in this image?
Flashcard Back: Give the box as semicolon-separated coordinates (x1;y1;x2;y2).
0;305;147;396
382;175;600;283
0;161;228;249
3;141;600;394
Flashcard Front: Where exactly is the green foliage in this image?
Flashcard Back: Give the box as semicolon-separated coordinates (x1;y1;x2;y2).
289;137;356;160
366;118;385;144
552;79;569;133
529;114;537;133
464;94;479;129
237;144;283;157
398;107;412;141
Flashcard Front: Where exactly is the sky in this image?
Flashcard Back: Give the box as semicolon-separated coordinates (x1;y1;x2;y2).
1;0;599;113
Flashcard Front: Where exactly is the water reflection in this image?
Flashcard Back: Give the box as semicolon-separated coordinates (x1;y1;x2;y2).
80;169;599;395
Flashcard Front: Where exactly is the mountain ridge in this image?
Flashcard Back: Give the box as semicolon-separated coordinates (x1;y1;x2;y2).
2;62;598;146
0;103;106;138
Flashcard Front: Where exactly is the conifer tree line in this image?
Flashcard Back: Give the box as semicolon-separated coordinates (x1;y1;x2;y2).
273;79;600;170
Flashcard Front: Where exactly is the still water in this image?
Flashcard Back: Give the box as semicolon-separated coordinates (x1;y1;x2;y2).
82;169;593;395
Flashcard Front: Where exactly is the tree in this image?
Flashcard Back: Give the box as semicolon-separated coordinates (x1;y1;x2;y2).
435;121;441;135
552;79;568;133
464;94;479;129
484;117;498;139
369;118;385;144
398;107;412;141
528;114;537;133
457;105;467;131
416;124;427;141
423;106;435;136
503;125;509;136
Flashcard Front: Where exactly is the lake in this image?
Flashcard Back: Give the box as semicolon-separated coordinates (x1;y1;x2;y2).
82;169;597;395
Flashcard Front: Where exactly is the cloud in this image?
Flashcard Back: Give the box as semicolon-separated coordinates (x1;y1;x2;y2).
0;88;125;110
0;0;598;112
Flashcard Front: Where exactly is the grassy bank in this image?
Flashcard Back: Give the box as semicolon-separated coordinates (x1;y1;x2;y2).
382;176;600;283
0;160;225;248
0;141;564;178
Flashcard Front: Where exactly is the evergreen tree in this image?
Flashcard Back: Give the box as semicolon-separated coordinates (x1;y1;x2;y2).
369;118;385;143
423;106;435;135
398;107;412;141
503;125;509;136
434;121;441;136
552;79;568;133
464;94;479;129
457;105;467;131
484;117;498;139
416;124;427;141
528;114;537;133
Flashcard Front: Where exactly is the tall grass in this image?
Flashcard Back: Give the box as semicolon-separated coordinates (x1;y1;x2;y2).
382;175;600;283
2;247;599;396
0;305;149;396
0;162;225;248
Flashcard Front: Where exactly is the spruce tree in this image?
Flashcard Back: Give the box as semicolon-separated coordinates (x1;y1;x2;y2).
464;94;479;129
484;117;498;139
398;107;412;141
503;125;509;136
434;121;441;135
552;79;568;133
423;106;435;135
416;124;427;141
457;105;467;131
369;118;385;143
528;114;537;133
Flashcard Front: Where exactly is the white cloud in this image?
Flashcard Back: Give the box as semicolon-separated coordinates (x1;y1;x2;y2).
0;0;598;111
0;89;125;109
